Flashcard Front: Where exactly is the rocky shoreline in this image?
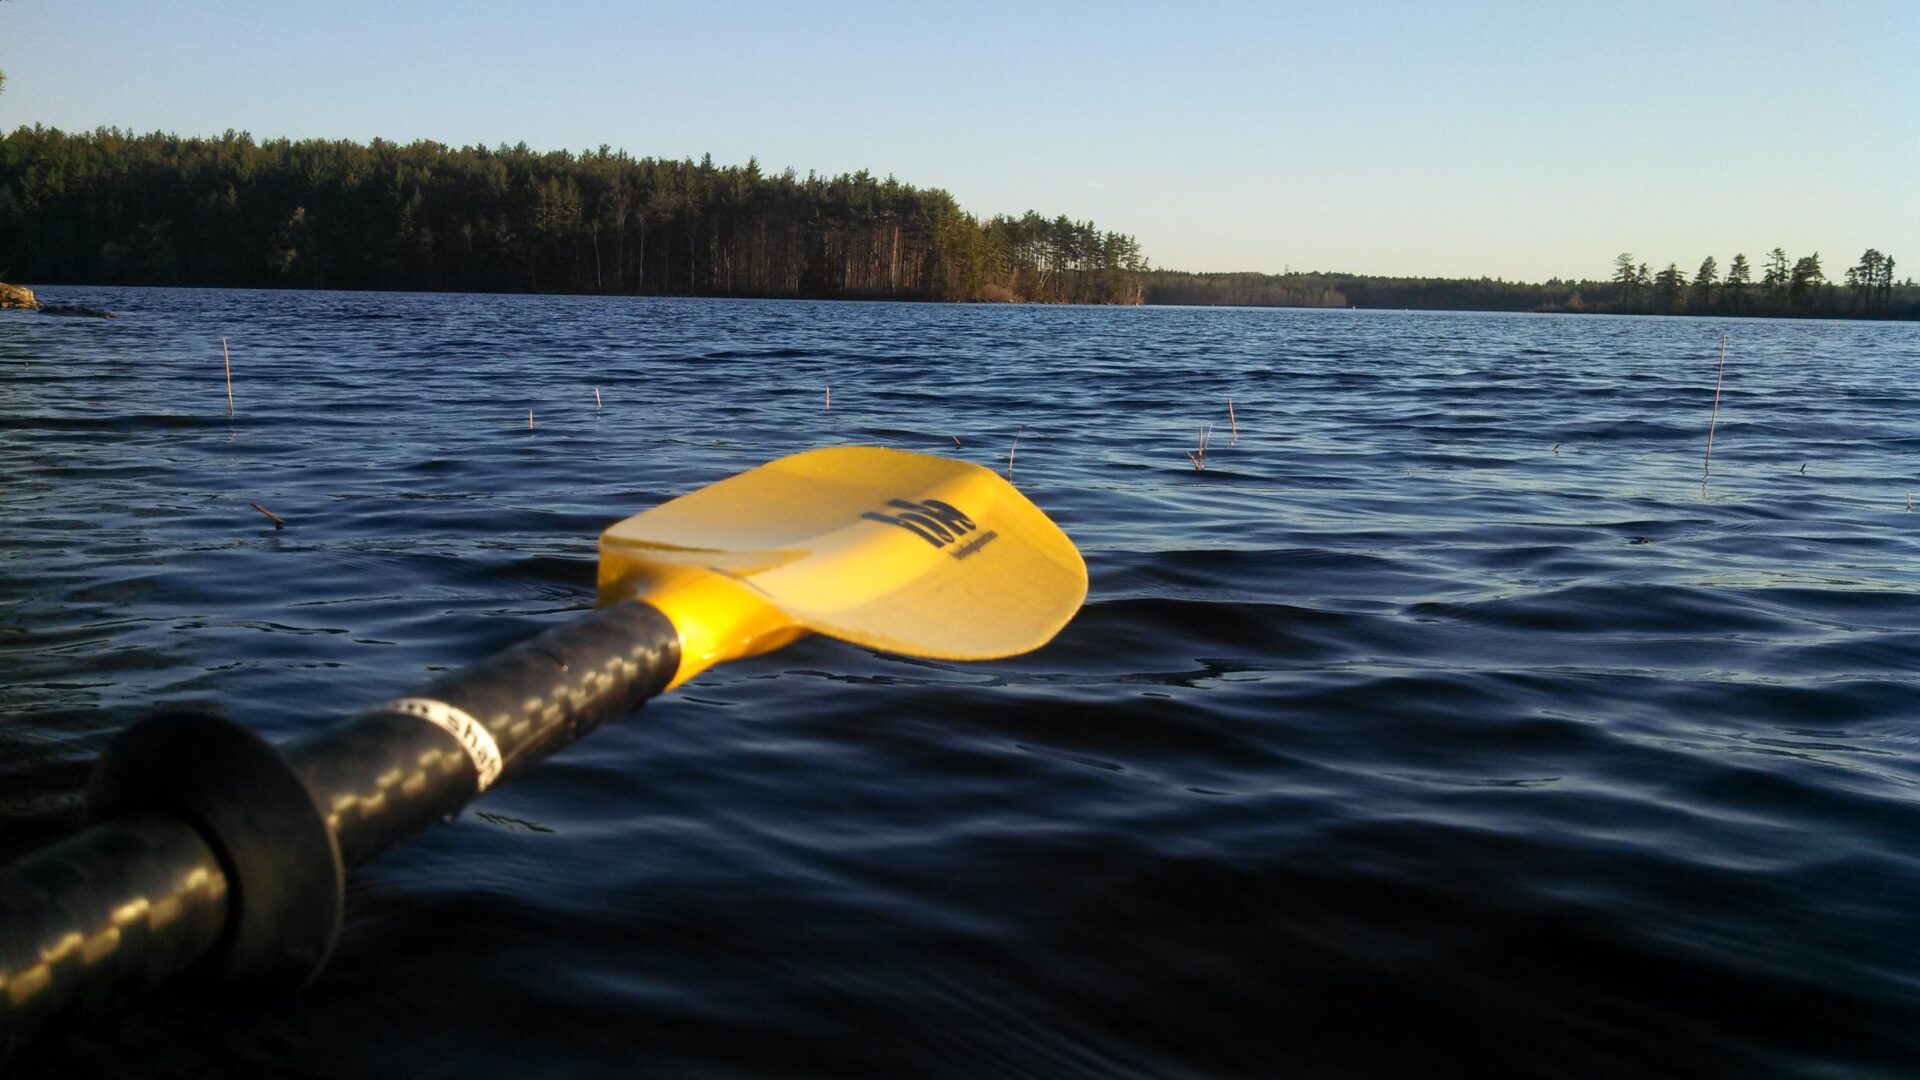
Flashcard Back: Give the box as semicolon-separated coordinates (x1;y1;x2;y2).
0;283;115;318
0;282;35;309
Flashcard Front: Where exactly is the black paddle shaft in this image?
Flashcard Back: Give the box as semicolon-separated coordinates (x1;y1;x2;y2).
0;600;680;1056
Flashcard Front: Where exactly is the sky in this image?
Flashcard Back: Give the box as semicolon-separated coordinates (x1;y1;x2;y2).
3;0;1916;281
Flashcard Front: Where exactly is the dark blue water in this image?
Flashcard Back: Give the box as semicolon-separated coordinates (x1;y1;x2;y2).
5;288;1920;1076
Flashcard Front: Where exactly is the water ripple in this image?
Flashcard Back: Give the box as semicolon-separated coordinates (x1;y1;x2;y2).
4;291;1920;1075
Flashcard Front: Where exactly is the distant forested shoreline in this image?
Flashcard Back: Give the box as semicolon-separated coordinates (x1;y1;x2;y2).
4;126;1913;321
0;127;1145;303
1144;248;1918;320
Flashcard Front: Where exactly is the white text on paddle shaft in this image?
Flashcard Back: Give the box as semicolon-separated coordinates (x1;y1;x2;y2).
381;697;505;791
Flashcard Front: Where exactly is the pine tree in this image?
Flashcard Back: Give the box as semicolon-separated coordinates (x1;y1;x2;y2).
1725;253;1750;312
1652;263;1687;312
1612;252;1639;309
1762;247;1790;296
1691;256;1717;311
1849;249;1887;312
1788;253;1825;307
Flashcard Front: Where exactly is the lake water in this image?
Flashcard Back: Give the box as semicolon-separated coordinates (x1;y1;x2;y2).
4;288;1919;1075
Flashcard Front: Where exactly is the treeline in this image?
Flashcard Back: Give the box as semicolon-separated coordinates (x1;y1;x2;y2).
1142;271;1571;312
1145;251;1920;320
0;126;1146;303
1601;249;1913;318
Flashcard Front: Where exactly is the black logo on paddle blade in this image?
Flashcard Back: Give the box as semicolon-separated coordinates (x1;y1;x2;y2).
863;499;976;548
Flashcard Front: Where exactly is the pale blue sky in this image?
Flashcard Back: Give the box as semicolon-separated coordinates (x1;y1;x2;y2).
3;1;1915;281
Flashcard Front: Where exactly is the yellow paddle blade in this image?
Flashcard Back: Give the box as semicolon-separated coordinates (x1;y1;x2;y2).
597;446;1087;688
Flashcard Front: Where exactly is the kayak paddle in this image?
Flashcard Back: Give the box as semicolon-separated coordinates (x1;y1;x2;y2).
0;446;1086;1054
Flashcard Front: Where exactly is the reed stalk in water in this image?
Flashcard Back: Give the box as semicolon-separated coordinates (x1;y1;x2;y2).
222;338;235;418
1188;424;1212;470
1228;398;1238;445
1703;334;1727;485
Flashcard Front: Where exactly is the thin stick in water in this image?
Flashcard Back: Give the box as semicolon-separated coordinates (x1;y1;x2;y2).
1703;334;1727;483
595;387;602;411
1007;432;1019;481
1187;424;1212;470
249;502;285;529
528;409;534;430
1228;398;1237;445
825;385;830;412
222;338;235;418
